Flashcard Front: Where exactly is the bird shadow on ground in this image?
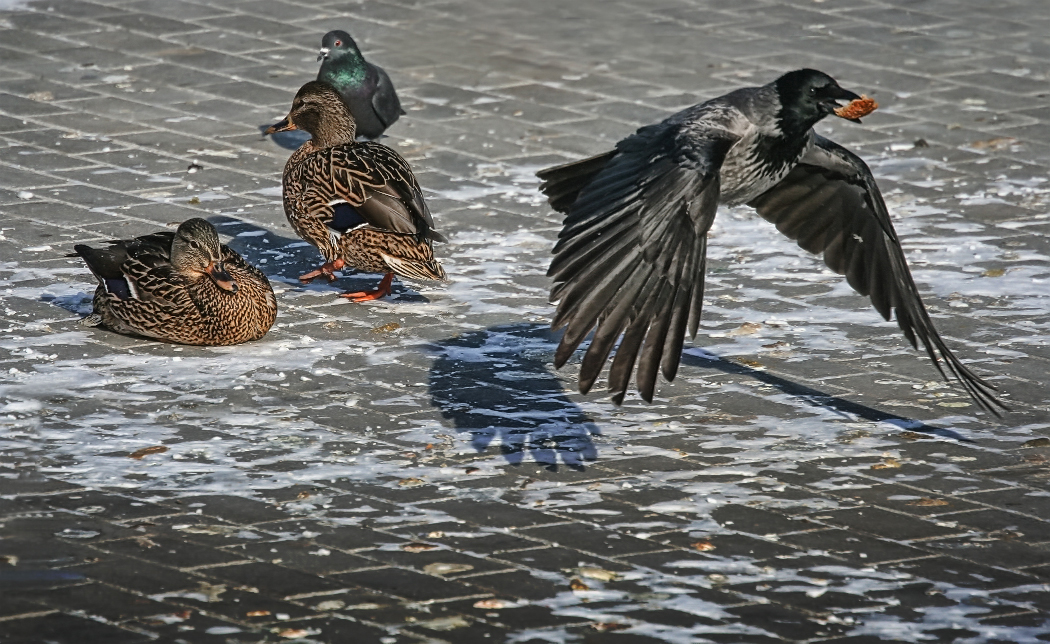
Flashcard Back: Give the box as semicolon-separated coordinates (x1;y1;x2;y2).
679;347;970;441
207;215;429;303
427;323;600;471
257;124;311;151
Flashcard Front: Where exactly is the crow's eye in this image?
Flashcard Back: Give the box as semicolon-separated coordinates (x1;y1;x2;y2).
809;86;817;95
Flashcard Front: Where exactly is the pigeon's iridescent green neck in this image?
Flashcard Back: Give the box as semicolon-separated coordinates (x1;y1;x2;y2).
321;50;367;88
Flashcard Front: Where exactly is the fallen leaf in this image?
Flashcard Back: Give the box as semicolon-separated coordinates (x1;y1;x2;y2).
246;610;270;617
569;578;590;591
729;322;762;336
278;629;311;639
577;567;619;582
426;531;444;539
423;562;474;575
591;622;631;632
898;431;926;440
417;616;470;631
690;539;716;552
464;467;480;474
473;599;511;609
27;91;53;102
134;536;158;548
398;477;425;488
314;600;344;611
296;491;312;499
402;542;437;553
187;196;200;205
908;497;949;507
129;445;168;459
969;136;1017;150
982;268;1006;278
370;322;400;334
871;457;901;470
737;359;763;368
1022;437;1050;448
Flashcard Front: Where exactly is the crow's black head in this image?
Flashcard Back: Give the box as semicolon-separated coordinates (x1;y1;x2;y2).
774;69;862;135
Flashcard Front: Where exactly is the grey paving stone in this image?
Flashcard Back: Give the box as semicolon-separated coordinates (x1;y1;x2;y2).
2;0;1050;641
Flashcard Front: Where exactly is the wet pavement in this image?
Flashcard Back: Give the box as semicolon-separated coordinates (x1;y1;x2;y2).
1;0;1050;642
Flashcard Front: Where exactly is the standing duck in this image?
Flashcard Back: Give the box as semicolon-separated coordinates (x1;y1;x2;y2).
72;218;277;346
266;81;446;302
538;69;1003;414
317;29;404;140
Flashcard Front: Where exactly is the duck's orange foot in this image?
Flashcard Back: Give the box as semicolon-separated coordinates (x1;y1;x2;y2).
339;272;394;303
299;259;345;283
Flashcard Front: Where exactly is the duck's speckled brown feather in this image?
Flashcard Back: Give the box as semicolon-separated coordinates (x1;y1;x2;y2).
77;233;277;346
282;139;446;281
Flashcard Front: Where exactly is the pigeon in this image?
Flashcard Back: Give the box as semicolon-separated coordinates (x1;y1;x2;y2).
537;69;1004;415
316;29;404;140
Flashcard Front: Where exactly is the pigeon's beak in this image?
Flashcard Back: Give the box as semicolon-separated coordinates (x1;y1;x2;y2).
264;117;297;135
317;47;330;62
206;262;238;293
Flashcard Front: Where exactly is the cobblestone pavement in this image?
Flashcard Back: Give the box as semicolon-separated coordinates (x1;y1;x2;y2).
1;0;1050;642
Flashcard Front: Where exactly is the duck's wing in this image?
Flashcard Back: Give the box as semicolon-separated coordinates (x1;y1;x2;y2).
74;231;177;302
539;117;739;404
304;143;443;243
748;134;1004;414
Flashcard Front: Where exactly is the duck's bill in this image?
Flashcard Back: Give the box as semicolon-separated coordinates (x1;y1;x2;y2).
264;118;297;135
317;47;330;62
207;263;238;293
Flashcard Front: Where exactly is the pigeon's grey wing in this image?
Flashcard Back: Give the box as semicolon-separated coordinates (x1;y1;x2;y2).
369;63;403;129
545;120;738;404
749;134;1004;414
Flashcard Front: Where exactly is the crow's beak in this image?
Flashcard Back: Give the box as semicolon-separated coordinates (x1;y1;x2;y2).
264;117;296;135
207;262;238;292
317;47;330;62
830;87;875;124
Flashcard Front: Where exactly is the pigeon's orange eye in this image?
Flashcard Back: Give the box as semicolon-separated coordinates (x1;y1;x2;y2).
335;40;341;46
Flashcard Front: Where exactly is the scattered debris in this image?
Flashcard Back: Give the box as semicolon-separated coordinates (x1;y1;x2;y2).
423;562;474;575
908;497;949;507
871;457;902;470
129;445;168;459
577;567;619;582
690;539;716;552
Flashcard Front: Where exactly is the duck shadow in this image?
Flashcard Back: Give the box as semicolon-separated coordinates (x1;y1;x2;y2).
679;347;968;441
428;324;600;471
257;124;311;151
207;215;429;303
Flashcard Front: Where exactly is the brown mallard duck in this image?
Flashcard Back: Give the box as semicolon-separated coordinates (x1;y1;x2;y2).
71;218;277;346
266;81;446;302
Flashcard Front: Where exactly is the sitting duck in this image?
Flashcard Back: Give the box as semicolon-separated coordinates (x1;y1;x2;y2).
266;81;446;302
72;218;277;345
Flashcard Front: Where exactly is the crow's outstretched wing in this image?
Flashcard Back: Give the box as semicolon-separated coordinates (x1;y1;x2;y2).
749;134;1004;414
539;119;738;403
